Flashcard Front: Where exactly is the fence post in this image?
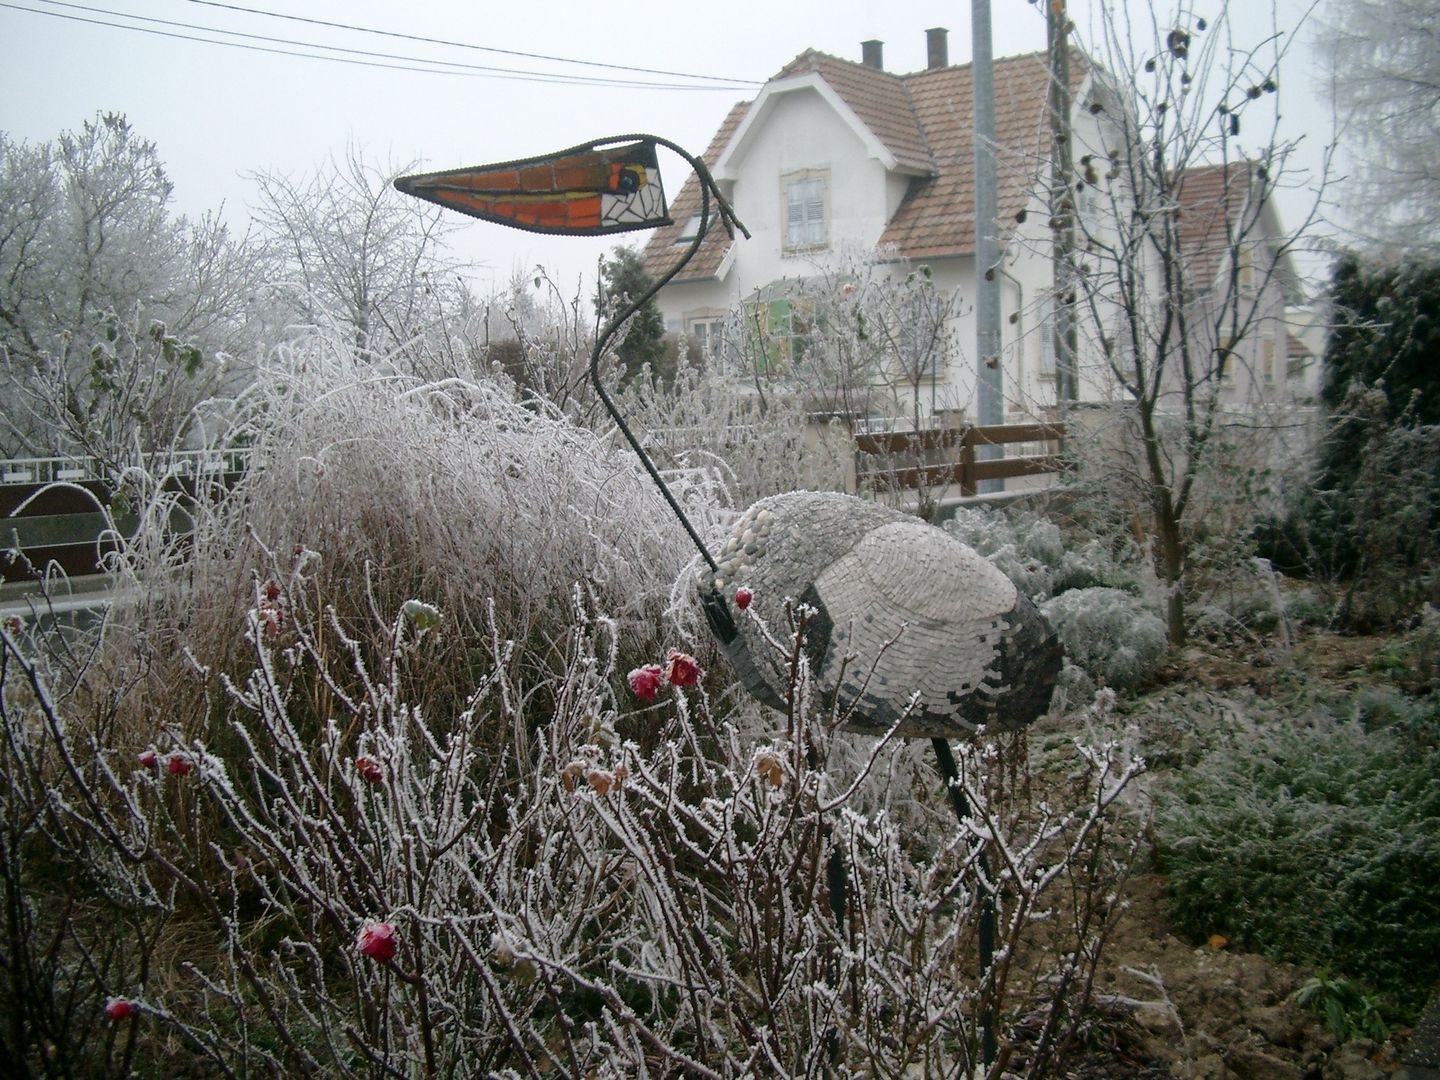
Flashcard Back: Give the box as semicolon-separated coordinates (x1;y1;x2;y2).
960;427;977;497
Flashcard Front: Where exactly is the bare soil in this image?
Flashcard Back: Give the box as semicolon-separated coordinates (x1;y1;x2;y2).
1055;630;1422;1080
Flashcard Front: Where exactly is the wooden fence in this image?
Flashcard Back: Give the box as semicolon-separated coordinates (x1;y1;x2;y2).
854;421;1065;497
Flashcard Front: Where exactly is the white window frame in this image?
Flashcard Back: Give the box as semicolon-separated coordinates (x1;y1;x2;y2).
782;170;829;253
684;311;727;362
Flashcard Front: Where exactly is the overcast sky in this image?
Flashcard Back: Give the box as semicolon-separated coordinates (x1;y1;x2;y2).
2;0;1336;297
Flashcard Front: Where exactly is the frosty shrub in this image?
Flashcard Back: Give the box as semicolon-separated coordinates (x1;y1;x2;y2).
1154;699;1440;1019
944;507;1139;604
107;335;700;728
942;510;1162;693
610;365;854;506
0;569;1146;1077
1040;588;1168;692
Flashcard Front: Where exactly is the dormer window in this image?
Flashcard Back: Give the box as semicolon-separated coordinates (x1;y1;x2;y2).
674;214;704;245
783;170;828;252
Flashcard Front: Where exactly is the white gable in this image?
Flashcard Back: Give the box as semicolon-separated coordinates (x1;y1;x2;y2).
713;73;899;180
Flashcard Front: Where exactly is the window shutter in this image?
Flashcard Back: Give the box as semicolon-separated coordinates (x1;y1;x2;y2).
1039;295;1056;375
784;175;826;249
803;178;824;244
786;184;805;248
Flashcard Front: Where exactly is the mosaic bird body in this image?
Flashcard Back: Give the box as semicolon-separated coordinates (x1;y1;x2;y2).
701;491;1062;738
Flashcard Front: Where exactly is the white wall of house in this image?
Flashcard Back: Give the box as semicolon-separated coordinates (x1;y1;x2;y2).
658;82;900;352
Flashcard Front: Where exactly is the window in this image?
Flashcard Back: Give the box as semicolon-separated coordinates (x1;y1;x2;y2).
1236;244;1256;292
1038;294;1056;378
685;313;726;361
1218;339;1237;383
742;295;815;374
1261;337;1276;385
783;171;828;252
674;214;703;245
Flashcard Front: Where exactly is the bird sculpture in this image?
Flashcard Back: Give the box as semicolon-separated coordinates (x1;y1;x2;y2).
699;491;1060;738
395;135;1062;738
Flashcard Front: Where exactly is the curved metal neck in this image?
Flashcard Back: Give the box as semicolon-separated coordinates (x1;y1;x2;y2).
586;135;748;575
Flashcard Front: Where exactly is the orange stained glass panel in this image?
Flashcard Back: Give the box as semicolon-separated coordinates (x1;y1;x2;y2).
394;139;669;236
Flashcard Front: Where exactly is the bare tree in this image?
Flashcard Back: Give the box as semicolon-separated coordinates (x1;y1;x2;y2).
1318;0;1440;255
720;249;959;430
0;114;268;466
1057;3;1325;643
249;145;470;361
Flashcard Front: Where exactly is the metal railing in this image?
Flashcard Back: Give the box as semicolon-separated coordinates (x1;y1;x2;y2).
0;448;253;485
2;451;251;586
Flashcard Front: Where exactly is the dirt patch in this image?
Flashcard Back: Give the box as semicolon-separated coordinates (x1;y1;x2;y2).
1071;873;1406;1079
1060;631;1422;1079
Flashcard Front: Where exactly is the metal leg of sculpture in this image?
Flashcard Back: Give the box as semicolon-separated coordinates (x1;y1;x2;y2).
933;736;998;1071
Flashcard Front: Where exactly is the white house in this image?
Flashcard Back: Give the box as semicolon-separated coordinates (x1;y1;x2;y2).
642;31;1304;428
1168;161;1306;410
642;31;1124;425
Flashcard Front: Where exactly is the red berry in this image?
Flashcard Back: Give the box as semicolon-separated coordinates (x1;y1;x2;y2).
734;587;753;610
138;748;159;768
105;998;134;1021
663;649;702;688
354;756;383;784
357;921;397;963
166;754;192;776
627;664;663;702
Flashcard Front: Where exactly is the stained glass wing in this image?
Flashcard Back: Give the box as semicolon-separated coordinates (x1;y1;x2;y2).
394;140;671;236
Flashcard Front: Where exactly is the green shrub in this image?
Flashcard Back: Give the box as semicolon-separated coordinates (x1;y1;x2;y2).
1296;973;1390;1042
1154;701;1440;1019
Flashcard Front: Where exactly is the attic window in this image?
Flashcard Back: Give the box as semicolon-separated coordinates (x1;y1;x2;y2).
674;214;703;245
782;171;829;252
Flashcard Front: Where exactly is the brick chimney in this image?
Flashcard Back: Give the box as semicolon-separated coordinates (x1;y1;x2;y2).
926;27;949;69
861;39;884;70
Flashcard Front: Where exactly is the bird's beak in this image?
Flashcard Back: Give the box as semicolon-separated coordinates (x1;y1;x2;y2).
395;139;671;236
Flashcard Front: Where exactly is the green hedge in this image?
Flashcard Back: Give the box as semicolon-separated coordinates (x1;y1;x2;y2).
1154;694;1440;1019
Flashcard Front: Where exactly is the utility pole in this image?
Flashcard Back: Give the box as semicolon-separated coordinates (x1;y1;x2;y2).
973;0;1004;495
1048;0;1080;417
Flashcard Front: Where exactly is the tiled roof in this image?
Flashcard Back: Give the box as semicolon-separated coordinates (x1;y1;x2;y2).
1174;162;1265;291
775;50;935;174
642;101;748;283
642;46;1088;279
881;50;1077;258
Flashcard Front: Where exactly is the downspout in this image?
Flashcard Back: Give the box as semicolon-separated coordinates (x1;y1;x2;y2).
998;262;1024;404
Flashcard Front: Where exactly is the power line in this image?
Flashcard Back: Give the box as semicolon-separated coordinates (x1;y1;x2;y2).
184;0;761;86
6;0;758;90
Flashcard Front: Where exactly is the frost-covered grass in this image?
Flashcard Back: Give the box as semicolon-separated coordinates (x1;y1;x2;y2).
611;366;855;507
104;337;708;739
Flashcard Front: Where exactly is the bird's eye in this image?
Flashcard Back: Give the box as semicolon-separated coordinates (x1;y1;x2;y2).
613;166;642;193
